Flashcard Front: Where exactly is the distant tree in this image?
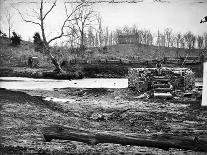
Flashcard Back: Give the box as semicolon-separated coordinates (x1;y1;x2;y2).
197;35;204;49
5;11;14;38
97;15;104;47
72;4;97;52
67;26;79;48
156;30;162;47
11;31;21;45
87;26;95;47
145;30;153;45
104;26;109;46
108;32;113;46
164;28;172;47
33;32;44;52
114;29;121;45
184;31;196;49
161;34;166;47
174;33;182;48
180;37;185;49
204;33;207;49
95;32;99;47
170;34;176;48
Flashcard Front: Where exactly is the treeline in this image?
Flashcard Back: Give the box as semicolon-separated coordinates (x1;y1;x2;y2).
75;25;207;50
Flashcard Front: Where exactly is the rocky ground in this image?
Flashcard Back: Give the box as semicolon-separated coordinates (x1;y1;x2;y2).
0;87;207;154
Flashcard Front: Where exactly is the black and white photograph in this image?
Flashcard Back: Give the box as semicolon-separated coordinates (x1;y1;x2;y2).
0;0;207;154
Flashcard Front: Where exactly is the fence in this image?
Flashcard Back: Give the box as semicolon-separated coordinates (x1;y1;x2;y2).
66;56;203;66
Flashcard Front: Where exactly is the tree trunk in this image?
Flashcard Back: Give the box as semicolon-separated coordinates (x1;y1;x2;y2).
80;30;85;56
48;52;65;73
39;0;65;74
42;125;207;152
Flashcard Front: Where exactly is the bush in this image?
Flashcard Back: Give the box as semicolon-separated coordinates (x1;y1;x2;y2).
0;30;7;37
11;32;21;46
33;32;44;52
103;46;107;51
83;64;128;78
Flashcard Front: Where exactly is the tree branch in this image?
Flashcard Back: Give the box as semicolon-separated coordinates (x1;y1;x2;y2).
48;2;84;44
43;0;57;20
15;8;41;26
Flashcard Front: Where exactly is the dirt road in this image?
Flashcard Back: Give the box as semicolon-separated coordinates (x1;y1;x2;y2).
0;88;207;154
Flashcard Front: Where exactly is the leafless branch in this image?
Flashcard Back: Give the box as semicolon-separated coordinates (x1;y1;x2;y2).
15;8;41;26
43;0;57;20
47;2;84;44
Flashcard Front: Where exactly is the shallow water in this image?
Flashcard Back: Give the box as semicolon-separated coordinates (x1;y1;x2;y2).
0;77;128;90
0;77;202;91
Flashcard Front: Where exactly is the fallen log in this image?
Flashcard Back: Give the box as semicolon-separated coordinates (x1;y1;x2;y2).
42;125;207;152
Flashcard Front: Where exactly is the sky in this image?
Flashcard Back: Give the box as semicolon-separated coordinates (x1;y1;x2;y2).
0;0;207;42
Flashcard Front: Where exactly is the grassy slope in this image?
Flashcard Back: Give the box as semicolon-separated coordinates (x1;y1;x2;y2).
0;37;203;78
107;44;203;60
0;37;50;67
1;36;203;67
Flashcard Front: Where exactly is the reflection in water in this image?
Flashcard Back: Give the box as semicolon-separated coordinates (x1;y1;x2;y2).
0;77;128;90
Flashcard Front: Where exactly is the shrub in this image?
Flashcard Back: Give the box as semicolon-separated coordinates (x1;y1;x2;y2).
0;30;7;37
33;32;44;52
11;32;21;46
103;46;107;51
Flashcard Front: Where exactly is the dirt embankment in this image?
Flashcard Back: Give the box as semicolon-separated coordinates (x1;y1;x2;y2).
0;67;84;80
0;88;207;154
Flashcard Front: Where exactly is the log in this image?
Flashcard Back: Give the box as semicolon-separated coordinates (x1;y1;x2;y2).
42;125;207;152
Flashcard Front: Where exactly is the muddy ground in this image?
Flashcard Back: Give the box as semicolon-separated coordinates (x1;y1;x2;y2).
0;87;207;154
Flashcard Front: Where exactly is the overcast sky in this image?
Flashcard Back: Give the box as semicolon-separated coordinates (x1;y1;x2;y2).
0;0;206;42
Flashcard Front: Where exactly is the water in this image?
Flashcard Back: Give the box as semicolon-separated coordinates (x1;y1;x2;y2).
0;77;128;90
0;77;202;90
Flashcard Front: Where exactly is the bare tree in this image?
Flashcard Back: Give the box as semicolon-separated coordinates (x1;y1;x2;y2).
5;11;14;38
95;31;99;47
15;0;83;73
203;33;207;50
170;34;176;48
97;15;104;47
156;30;162;47
174;33;182;48
67;26;78;48
104;26;109;46
72;4;97;52
180;37;185;49
164;28;172;47
87;26;95;47
197;35;204;50
184;31;196;49
109;31;113;46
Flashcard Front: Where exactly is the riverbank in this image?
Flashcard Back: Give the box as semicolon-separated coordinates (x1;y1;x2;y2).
0;88;207;154
0;66;84;80
0;65;129;80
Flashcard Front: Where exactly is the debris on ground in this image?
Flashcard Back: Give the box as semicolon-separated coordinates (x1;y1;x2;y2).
0;87;206;154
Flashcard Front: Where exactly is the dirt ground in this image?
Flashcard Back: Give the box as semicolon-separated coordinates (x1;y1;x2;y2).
0;88;207;154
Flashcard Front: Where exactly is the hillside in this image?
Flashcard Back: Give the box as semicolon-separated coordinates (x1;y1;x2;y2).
105;44;204;60
0;36;205;68
0;37;49;67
